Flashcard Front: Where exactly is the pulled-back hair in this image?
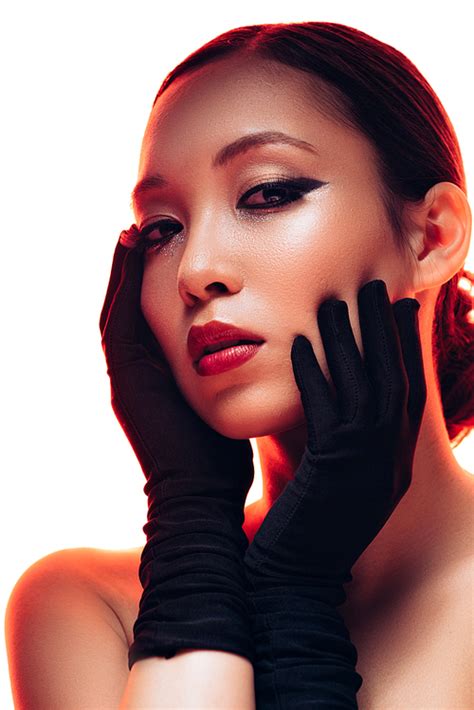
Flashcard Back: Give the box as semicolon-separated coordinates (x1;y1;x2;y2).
152;21;473;447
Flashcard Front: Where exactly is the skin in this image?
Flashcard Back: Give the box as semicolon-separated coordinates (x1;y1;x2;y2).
134;53;473;612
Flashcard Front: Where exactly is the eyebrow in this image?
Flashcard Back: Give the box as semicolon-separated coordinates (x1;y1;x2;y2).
130;130;319;210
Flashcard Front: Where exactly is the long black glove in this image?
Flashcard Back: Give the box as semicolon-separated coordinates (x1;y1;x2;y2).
99;225;256;669
243;280;427;708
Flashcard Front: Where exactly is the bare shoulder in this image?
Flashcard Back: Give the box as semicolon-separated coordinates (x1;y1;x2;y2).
10;545;143;594
423;549;474;703
448;551;474;699
429;472;474;665
7;545;144;644
450;549;474;618
83;546;145;642
5;547;145;708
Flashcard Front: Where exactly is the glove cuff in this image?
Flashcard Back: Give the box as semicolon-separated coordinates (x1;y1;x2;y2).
128;487;255;670
246;582;362;709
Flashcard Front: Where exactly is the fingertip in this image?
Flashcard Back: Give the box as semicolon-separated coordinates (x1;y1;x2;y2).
392;297;421;320
358;279;388;299
290;335;313;386
317;298;339;338
119;223;141;249
317;298;339;316
357;280;390;323
291;334;311;362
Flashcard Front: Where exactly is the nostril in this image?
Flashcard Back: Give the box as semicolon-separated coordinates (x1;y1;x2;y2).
206;282;228;295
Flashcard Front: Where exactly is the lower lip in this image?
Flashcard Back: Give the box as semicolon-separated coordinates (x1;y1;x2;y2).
195;342;264;376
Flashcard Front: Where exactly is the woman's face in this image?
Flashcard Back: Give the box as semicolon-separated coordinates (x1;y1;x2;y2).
133;54;413;439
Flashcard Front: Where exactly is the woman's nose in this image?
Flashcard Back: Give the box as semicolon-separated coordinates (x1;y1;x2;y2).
177;221;243;306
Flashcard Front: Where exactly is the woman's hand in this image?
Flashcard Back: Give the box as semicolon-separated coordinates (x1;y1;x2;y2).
99;225;256;667
243;279;427;708
99;225;254;510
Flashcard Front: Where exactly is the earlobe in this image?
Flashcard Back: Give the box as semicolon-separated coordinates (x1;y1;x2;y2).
410;182;472;293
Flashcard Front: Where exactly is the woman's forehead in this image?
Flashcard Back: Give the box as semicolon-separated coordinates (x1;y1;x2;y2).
137;55;378;185
144;55;334;140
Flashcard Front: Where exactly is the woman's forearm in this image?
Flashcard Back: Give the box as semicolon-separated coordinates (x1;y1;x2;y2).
119;649;256;709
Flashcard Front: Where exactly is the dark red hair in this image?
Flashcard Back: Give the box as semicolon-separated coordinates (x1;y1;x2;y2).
152;21;474;447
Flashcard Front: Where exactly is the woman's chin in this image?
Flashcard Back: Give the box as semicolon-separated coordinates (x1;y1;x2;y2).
199;408;305;440
202;416;261;440
179;376;306;439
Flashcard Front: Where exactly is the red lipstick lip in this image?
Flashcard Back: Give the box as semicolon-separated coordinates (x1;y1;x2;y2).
195;342;264;376
187;320;266;365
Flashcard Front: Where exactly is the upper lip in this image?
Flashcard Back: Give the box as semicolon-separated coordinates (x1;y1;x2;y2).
187;320;265;364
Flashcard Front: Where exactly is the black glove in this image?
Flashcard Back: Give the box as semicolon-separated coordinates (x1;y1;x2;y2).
243;279;427;708
99;225;256;669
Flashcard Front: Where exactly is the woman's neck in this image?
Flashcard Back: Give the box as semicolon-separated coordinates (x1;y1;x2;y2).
255;349;473;605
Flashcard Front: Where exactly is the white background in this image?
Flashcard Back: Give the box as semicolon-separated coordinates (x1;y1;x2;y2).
2;2;473;707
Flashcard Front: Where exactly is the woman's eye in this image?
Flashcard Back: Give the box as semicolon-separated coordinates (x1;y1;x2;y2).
139;177;324;254
138;220;181;253
237;178;323;210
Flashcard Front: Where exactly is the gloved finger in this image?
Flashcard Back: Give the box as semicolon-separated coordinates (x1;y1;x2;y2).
101;237;145;357
136;309;172;370
358;279;406;422
317;298;372;426
99;224;141;337
392;298;427;432
290;334;339;453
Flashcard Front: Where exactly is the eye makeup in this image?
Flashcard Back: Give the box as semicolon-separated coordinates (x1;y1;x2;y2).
138;176;326;255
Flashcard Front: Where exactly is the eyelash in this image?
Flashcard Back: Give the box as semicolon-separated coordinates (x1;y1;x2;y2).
138;177;323;253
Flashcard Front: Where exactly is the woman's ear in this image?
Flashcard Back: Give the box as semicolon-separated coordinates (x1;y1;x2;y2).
406;181;472;292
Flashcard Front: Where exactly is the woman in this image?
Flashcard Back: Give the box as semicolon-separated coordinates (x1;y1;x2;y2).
6;21;473;709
